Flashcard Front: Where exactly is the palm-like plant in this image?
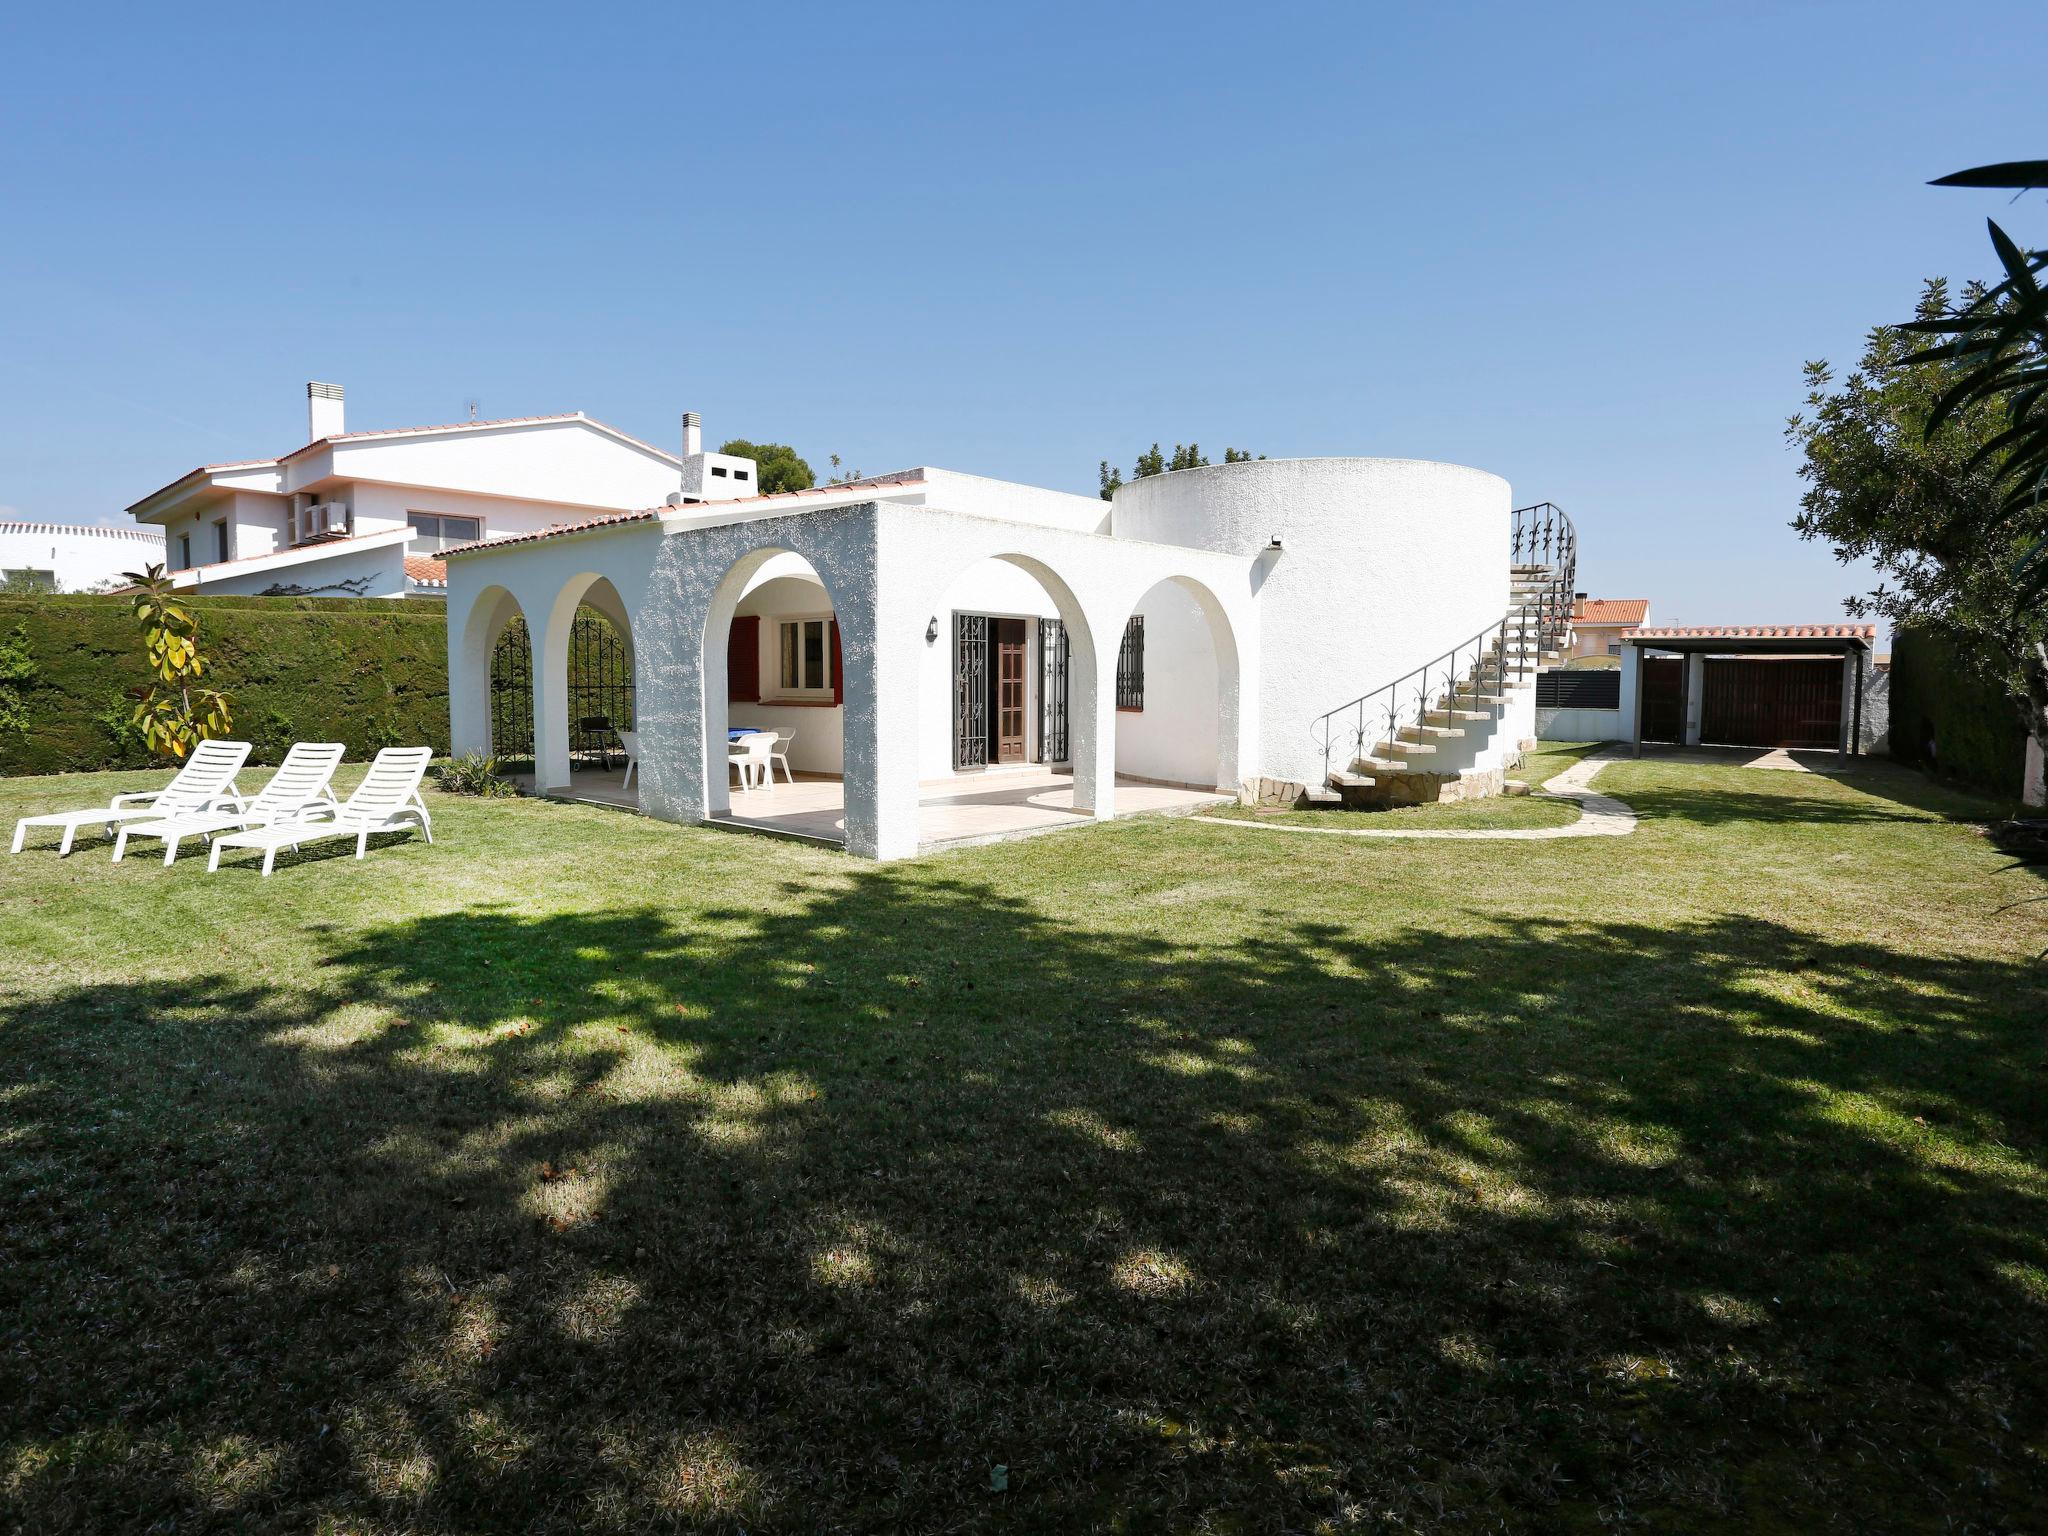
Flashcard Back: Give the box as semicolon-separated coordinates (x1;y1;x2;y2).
1897;160;2048;593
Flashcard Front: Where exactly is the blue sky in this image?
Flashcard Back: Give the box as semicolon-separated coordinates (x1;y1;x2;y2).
4;2;2045;635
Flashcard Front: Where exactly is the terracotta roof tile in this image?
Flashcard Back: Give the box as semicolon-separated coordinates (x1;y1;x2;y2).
1574;598;1649;626
404;555;448;587
440;509;661;559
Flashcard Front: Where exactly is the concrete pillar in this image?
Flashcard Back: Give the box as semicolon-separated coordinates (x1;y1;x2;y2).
1682;653;1706;746
1070;626;1117;819
533;625;573;791
1840;649;1860;755
447;589;493;758
1618;643;1642;753
857;519;921;859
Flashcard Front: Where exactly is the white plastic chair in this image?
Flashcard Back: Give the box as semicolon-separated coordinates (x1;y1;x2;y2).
730;731;775;791
11;739;252;856
206;747;435;876
114;741;346;865
617;729;639;791
767;731;796;785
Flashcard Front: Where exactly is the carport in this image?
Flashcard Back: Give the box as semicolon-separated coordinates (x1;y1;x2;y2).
1617;625;1877;756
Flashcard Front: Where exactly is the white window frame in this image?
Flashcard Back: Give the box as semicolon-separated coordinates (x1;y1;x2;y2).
771;613;835;698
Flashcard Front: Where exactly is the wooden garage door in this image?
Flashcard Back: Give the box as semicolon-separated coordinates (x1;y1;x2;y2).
1640;657;1684;743
1702;659;1841;750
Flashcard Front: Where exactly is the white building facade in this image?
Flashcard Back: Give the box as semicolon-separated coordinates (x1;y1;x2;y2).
125;385;715;600
0;521;164;592
443;456;1576;860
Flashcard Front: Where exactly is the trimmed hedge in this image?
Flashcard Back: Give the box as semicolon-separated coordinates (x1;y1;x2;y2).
0;595;449;776
1887;624;2028;799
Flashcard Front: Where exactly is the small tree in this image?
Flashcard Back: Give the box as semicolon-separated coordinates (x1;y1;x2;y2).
0;569;55;596
120;564;233;761
1789;278;2048;773
1098;442;1263;499
718;439;815;495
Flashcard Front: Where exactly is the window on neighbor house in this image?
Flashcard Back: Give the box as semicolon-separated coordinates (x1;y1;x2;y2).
214;521;229;564
733;467;750;482
777;617;832;695
1607;642;1622;656
406;512;483;552
178;534;191;569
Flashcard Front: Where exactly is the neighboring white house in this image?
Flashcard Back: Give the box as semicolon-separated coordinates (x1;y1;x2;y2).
0;521;164;592
124;385;751;600
442;452;1579;859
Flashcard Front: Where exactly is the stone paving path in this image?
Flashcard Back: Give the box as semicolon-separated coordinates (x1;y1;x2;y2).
1191;748;1638;842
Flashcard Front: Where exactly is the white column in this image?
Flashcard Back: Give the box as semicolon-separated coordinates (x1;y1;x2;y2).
533;630;573;791
1682;653;1706;746
447;589;491;758
849;516;920;858
1070;625;1116;819
1618;643;1642;753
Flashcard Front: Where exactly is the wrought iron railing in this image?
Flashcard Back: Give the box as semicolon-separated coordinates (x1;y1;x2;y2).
1311;503;1577;783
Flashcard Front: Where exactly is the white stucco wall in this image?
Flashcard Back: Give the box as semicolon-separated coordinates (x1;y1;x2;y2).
0;522;165;591
1537;706;1623;742
905;469;1111;535
1115;580;1223;788
1112;458;1510;789
181;536;412;599
915;559;1065;781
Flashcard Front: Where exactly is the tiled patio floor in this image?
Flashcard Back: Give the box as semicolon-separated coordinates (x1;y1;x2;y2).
526;764;1230;849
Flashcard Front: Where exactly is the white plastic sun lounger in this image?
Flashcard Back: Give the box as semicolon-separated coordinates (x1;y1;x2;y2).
112;741;347;865
10;739;252;856
207;747;435;876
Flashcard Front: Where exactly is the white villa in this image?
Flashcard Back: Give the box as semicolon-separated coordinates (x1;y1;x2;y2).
438;444;1578;860
120;383;1580;858
0;520;164;593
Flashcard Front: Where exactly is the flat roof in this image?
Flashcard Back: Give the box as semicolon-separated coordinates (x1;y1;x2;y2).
1626;623;1873;653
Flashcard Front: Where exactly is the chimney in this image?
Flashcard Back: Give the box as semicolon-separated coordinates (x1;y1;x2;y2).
307;381;345;442
1573;591;1588;618
681;410;702;458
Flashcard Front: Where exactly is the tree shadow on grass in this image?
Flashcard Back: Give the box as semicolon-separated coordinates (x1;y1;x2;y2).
2;873;2045;1532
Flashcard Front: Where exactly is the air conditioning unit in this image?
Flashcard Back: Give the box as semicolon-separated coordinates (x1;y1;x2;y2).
303;502;348;539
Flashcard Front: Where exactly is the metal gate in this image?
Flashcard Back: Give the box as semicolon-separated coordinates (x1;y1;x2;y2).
953;614;988;769
490;618;533;758
1703;658;1841;750
487;609;633;763
1038;617;1069;763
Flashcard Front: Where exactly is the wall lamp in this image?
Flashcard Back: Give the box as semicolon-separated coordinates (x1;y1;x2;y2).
925;615;939;644
1268;534;1284;552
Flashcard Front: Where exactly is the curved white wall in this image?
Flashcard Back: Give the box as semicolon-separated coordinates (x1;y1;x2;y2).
1113;458;1510;788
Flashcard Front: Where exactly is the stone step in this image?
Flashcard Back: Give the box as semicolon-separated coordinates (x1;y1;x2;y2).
1452;692;1509;706
1376;740;1437;757
1428;708;1494;723
1351;756;1404;773
1400;724;1465;739
1327;771;1377;790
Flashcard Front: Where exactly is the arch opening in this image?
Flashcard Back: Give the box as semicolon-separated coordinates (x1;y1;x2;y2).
532;573;638;799
1113;574;1241;797
698;547;851;842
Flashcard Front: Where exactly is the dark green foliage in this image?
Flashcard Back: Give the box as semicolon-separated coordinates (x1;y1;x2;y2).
1900;161;2048;592
1100;442;1264;497
1889;624;2029;797
0;595;449;775
717;439;815;495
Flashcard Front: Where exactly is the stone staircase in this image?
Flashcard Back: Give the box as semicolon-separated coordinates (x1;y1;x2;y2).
1310;504;1578;808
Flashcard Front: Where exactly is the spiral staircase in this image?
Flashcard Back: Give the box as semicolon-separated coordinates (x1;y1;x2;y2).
1308;503;1578;807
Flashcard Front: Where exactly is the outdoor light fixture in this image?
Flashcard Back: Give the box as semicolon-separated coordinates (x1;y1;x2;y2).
1268;534;1284;551
925;615;939;643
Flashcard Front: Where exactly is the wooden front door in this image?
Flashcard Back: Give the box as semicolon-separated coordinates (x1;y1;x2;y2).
1640;657;1684;743
993;618;1028;763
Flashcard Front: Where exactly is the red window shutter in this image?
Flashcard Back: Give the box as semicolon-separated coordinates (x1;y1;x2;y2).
727;615;760;702
830;619;844;705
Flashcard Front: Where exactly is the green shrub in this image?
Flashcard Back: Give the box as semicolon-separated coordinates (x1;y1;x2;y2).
0;594;450;776
1888;624;2028;798
0;623;33;736
435;752;518;797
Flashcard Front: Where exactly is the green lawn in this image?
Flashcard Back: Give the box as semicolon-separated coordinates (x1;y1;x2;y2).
1;751;2044;1532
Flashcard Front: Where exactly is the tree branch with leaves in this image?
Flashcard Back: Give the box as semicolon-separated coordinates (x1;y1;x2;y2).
120;564;233;761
